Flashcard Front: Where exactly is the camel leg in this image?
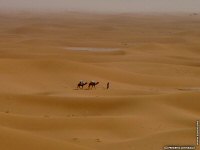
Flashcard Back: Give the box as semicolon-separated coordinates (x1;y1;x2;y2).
88;85;91;90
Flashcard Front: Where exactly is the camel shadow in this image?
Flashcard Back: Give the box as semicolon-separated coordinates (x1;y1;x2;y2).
73;88;88;90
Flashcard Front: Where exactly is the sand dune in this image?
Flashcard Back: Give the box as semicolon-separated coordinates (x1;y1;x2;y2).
0;12;200;150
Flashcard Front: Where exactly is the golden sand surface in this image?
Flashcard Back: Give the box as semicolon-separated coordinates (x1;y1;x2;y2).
0;12;200;150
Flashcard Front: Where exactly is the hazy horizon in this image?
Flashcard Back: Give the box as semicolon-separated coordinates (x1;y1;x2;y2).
0;0;200;13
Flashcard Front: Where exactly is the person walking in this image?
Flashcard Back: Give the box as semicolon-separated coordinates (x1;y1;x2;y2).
107;82;110;90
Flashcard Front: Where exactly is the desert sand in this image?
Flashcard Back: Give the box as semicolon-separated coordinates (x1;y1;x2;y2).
0;12;200;150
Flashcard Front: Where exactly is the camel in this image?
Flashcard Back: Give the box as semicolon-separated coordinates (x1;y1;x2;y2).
88;81;99;89
77;81;88;89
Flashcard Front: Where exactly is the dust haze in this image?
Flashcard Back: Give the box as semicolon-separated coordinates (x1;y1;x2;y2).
0;0;200;13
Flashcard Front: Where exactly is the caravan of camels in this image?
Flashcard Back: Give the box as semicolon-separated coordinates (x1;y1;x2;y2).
77;80;108;90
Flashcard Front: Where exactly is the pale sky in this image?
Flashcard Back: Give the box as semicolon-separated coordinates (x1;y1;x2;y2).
0;0;200;13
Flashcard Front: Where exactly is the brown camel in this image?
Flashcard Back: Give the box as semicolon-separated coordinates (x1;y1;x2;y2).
88;81;99;89
77;81;88;89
